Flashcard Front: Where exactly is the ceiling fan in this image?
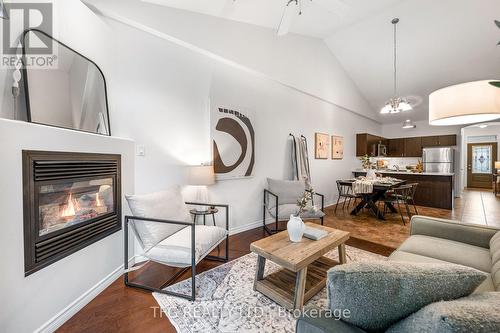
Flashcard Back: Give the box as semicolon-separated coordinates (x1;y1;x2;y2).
277;0;349;36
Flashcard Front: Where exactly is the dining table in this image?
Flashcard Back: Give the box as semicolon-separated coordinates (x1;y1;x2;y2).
338;178;407;220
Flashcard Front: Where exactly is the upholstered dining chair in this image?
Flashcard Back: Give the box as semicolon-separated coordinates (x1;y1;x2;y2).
124;186;229;301
263;178;325;234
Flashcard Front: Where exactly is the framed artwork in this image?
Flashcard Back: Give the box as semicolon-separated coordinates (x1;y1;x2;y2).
314;132;330;159
211;105;255;180
331;135;344;160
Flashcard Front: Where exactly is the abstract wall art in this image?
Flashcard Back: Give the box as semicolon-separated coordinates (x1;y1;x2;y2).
314;132;330;159
331;135;344;160
211;106;255;180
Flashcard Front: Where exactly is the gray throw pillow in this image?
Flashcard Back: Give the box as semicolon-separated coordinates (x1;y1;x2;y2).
386;292;500;333
327;261;487;331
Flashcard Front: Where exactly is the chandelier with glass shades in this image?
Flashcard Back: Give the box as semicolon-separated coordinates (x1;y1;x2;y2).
380;18;412;114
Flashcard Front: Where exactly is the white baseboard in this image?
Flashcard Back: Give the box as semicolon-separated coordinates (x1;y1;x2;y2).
35;256;139;333
38;201;340;332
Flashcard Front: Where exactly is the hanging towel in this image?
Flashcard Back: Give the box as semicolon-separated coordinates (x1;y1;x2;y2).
291;135;311;188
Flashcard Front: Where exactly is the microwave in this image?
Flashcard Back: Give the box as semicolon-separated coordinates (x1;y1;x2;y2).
377;143;387;157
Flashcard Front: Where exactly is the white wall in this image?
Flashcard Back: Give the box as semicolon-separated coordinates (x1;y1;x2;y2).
84;0;377;122
0;1;381;331
381;120;462;138
460;124;500;191
108;18;381;232
0;119;134;333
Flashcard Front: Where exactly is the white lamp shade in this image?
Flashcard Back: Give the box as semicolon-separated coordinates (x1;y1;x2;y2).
186;165;215;186
495;161;500;169
429;80;500;126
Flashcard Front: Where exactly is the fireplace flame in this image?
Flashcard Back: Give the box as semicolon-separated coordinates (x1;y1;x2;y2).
96;192;102;207
61;193;76;218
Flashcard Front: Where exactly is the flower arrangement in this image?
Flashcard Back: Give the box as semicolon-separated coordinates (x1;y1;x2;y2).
296;190;313;216
359;154;371;170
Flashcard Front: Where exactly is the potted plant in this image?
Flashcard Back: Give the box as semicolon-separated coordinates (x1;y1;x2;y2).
359;154;371;170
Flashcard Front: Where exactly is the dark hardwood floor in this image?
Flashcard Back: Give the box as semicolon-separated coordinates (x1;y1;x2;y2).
57;189;499;333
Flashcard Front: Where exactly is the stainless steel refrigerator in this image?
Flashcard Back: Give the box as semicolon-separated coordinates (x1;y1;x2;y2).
422;147;455;173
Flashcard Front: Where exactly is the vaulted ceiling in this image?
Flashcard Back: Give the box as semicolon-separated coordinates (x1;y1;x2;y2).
140;0;405;38
127;0;500;124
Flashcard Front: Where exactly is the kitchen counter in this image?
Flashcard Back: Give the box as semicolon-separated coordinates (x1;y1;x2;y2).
352;169;454;176
352;170;454;210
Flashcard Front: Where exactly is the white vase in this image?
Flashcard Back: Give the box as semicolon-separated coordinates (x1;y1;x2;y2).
366;169;376;179
287;214;305;242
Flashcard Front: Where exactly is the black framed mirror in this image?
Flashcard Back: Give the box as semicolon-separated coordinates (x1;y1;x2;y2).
22;29;111;135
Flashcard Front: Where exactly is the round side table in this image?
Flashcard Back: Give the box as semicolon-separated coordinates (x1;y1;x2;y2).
190;207;219;226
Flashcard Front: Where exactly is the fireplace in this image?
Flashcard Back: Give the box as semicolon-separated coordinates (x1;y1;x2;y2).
23;151;121;276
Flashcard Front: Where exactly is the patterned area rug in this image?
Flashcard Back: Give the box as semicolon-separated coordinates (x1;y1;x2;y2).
153;246;385;333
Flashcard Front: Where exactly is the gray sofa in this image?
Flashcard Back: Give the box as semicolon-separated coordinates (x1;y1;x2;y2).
297;215;500;333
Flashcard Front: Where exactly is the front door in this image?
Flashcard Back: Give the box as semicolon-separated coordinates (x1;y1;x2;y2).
467;142;498;189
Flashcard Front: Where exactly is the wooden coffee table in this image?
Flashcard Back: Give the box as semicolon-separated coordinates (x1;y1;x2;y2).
250;223;350;310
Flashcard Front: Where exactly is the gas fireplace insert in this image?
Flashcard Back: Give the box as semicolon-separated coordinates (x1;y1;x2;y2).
22;151;121;276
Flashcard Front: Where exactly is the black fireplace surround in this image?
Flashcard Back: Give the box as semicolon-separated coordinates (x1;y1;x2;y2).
23;150;121;276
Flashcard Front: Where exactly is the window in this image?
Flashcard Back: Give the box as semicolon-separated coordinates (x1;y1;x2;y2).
472;145;492;174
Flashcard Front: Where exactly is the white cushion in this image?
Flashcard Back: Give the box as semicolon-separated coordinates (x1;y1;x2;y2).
145;225;228;267
267;178;306;208
268;204;325;221
125;186;192;251
398;235;492;272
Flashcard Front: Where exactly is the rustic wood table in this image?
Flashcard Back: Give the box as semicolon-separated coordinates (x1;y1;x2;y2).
250;223;350;310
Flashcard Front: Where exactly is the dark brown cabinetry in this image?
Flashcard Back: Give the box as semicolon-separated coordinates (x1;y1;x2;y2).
437;135;457;146
421;135;456;147
404;137;423;157
421;136;440;147
353;171;454;209
356;133;385;157
388;138;405;157
356;133;457;157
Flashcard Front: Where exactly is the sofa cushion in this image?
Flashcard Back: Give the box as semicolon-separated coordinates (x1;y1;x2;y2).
386;292;500;333
126;186;192;251
398;235;492;272
491;232;500;291
389;251;495;293
146;225;227;267
327;261;487;332
266;178;306;208
268;204;325;221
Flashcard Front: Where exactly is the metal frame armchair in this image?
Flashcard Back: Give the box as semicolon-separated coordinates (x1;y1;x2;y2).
124;202;229;301
263;183;325;235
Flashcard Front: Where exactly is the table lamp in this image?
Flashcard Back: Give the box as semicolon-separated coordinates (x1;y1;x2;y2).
186;165;215;212
495;161;500;174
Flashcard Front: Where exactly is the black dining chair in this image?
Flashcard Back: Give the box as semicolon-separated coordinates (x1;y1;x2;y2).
335;180;362;214
406;183;419;215
382;185;413;225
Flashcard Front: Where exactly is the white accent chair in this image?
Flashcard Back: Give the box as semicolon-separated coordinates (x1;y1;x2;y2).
263;178;325;234
124;186;229;300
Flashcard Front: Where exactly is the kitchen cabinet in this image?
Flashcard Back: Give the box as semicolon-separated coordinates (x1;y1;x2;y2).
388;138;405;157
421;135;457;147
438;135;457;146
356;134;457;157
356;133;385;157
353;171;454;209
404;137;423;157
421;136;440;147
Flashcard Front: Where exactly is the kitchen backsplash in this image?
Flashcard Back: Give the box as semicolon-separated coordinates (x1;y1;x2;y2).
369;157;421;168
